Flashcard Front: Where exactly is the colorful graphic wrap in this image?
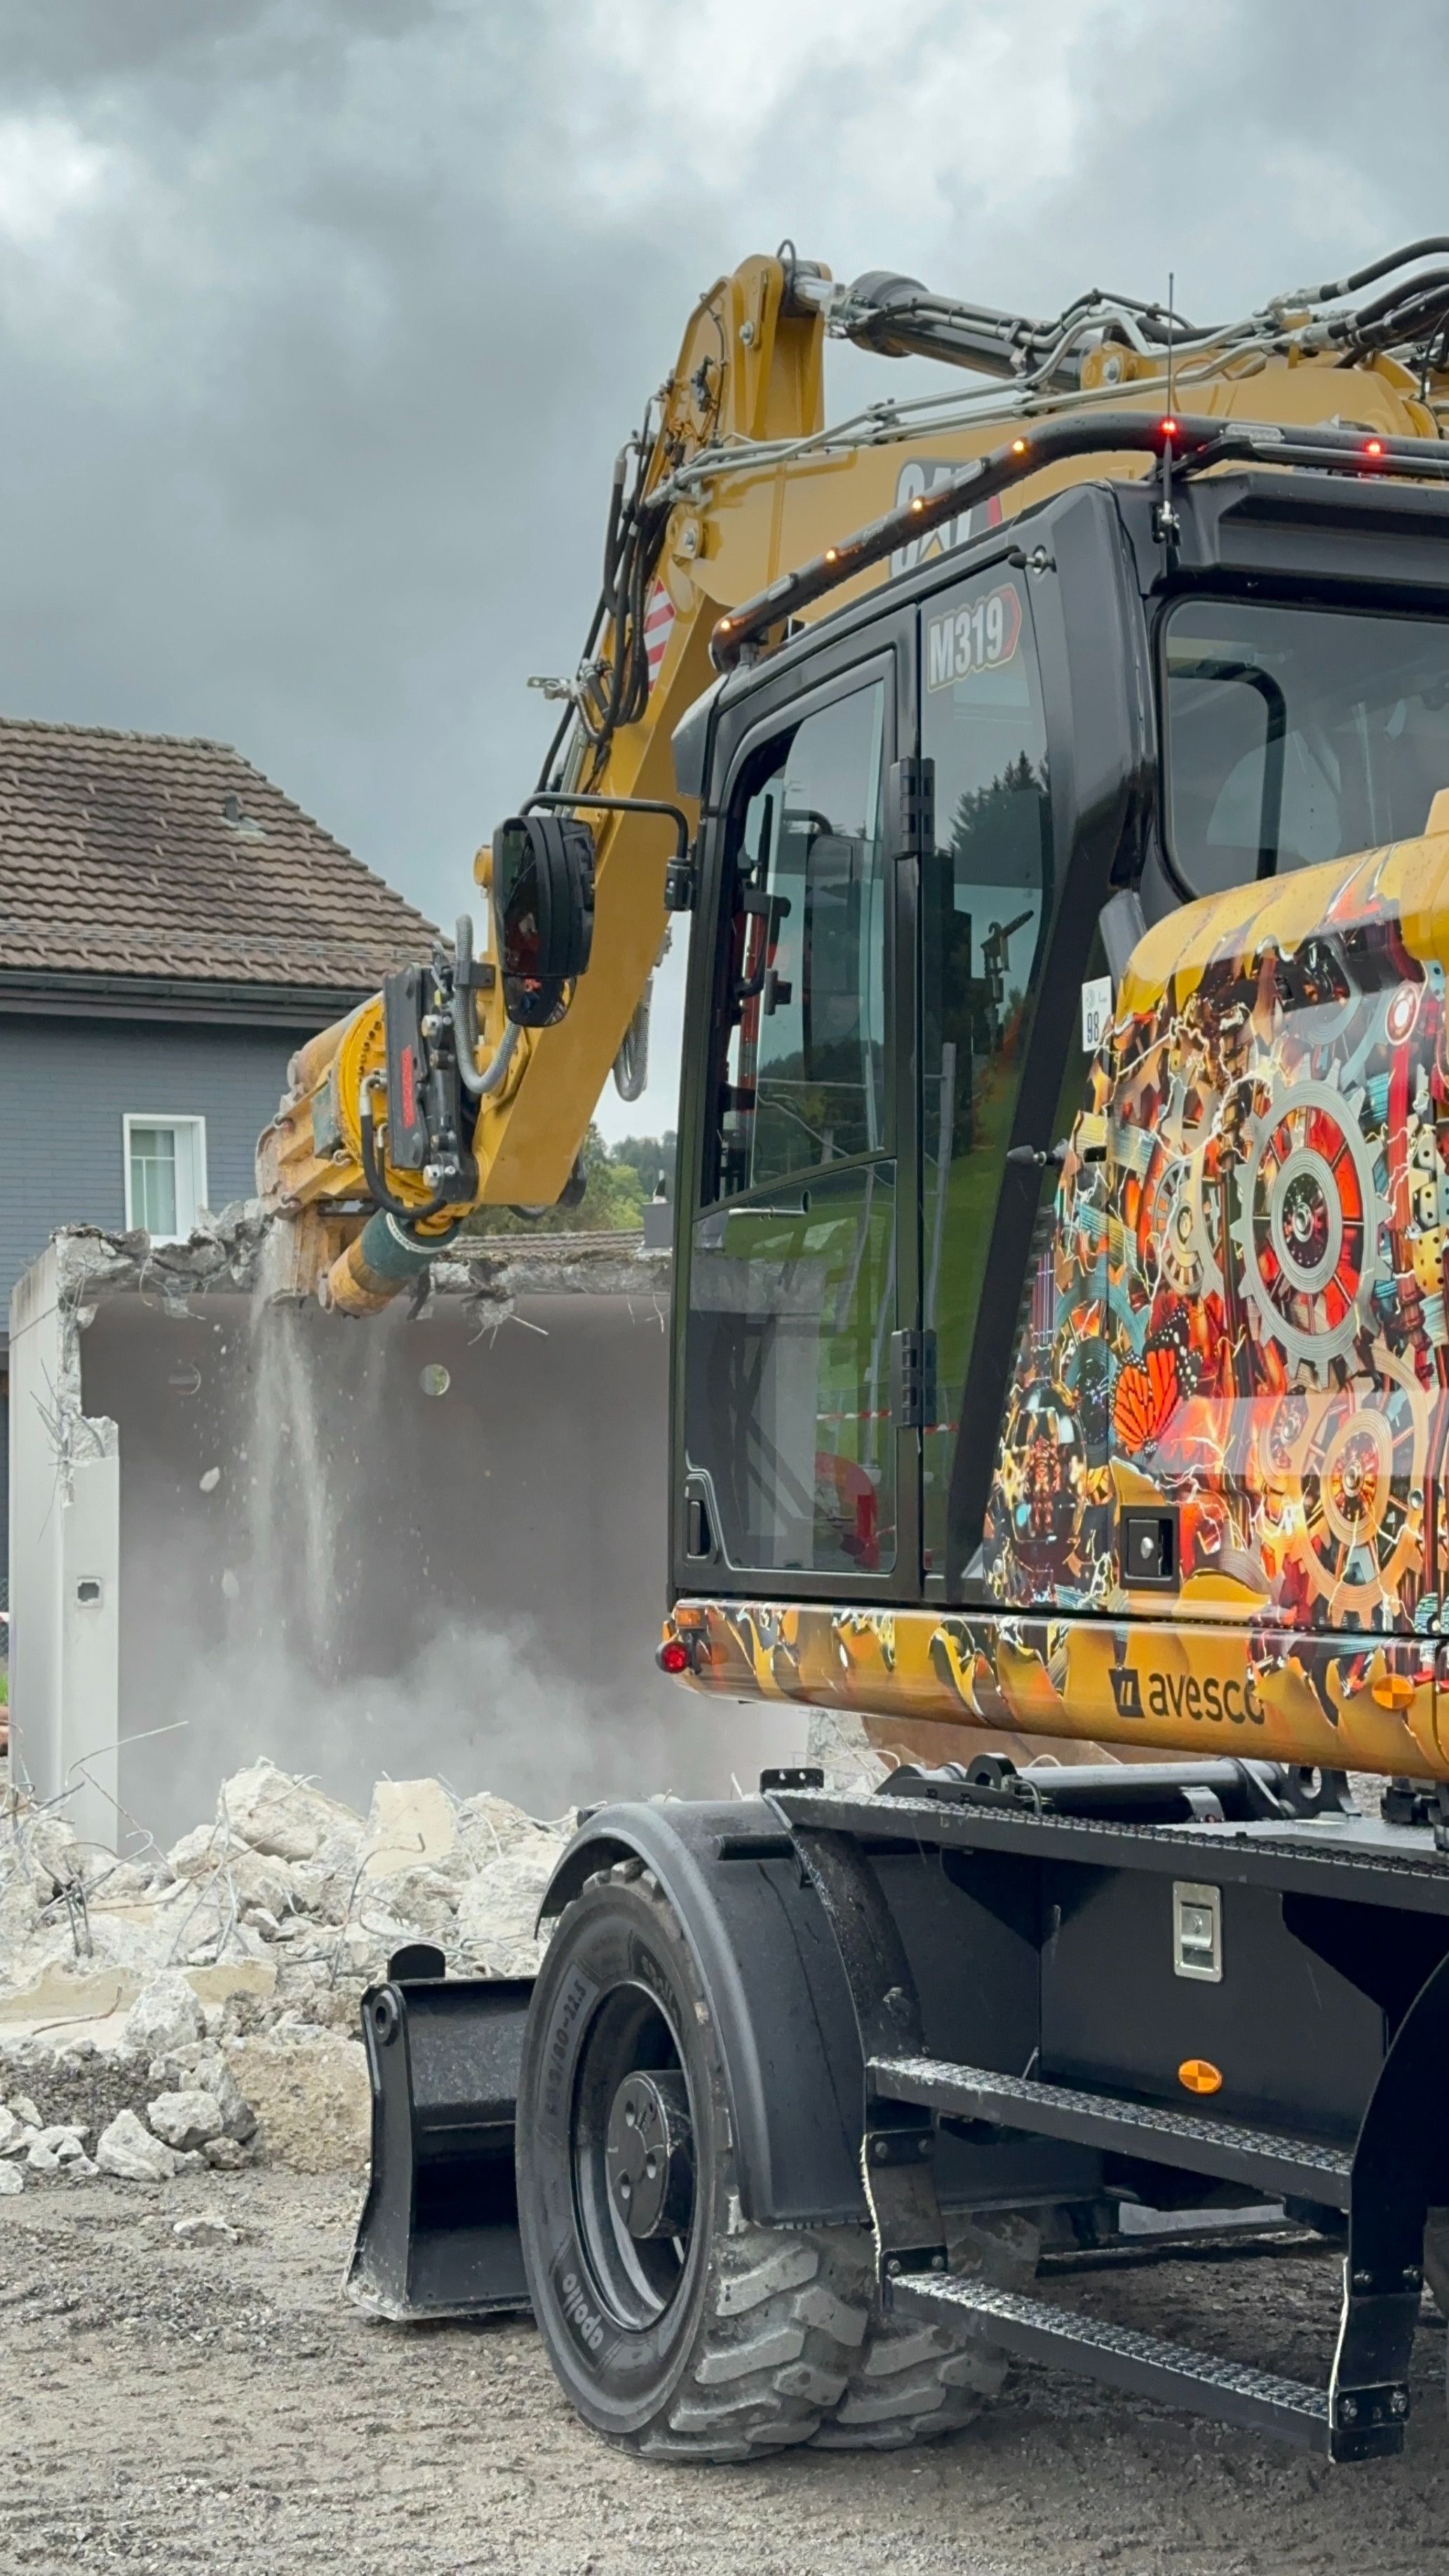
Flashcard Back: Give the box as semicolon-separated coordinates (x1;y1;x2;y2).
669;821;1449;1778
669;1597;1444;1778
985;827;1449;1639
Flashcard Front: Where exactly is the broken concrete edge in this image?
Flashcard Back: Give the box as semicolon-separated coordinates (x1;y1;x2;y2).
0;1958;276;2041
43;1209;672;1321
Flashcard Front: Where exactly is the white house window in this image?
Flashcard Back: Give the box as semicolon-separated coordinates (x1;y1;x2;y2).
123;1115;208;1242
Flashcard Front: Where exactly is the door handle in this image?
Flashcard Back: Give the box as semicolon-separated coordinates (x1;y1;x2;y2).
1005;1141;1070;1169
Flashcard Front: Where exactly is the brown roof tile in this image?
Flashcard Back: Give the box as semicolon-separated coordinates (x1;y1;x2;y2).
0;718;438;991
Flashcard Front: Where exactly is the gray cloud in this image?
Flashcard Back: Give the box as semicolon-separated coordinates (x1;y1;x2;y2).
1;0;1446;1135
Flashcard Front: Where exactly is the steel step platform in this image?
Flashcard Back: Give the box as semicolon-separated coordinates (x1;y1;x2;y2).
870;2053;1354;2208
889;2272;1398;2457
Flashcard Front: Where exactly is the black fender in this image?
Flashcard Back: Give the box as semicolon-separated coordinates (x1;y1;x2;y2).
539;1798;867;2227
537;1797;1103;2229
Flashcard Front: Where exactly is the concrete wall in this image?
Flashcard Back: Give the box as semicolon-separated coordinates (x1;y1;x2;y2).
9;1269;805;1851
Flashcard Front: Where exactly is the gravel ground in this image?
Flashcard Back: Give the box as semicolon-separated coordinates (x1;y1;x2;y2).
5;2173;1449;2575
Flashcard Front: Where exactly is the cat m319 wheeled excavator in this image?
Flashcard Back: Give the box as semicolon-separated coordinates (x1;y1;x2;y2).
260;238;1449;2467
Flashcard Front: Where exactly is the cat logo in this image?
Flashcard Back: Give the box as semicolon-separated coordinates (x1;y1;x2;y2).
1108;1664;1144;1719
891;459;1004;577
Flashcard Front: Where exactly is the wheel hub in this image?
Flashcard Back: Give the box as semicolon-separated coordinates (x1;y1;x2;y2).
605;2068;694;2241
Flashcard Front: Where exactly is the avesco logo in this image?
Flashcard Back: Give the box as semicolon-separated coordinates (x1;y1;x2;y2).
560;2269;606;2353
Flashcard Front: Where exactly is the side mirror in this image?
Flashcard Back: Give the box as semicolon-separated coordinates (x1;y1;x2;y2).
492;813;596;1027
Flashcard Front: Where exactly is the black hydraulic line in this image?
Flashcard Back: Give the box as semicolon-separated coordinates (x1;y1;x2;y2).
358;1091;457;1226
1312;238;1449;300
1347;265;1449;333
710;410;1449;672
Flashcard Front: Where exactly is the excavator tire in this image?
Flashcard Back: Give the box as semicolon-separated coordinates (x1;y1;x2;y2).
515;1860;1034;2461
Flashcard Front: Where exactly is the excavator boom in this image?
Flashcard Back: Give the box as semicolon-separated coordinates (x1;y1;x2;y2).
259;241;1449;1322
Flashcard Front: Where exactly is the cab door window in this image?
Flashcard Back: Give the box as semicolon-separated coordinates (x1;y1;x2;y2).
686;673;899;1579
713;684;888;1201
919;568;1053;1577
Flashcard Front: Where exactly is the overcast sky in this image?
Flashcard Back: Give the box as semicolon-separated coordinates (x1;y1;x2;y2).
4;0;1448;1137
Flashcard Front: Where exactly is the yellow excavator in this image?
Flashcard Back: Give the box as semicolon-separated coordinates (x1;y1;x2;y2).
264;241;1449;2467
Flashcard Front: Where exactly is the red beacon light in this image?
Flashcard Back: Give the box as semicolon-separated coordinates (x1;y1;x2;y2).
1159;417;1180;441
658;1635;693;1677
1364;437;1385;459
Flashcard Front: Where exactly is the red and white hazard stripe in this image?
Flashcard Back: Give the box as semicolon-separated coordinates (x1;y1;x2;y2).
642;581;676;691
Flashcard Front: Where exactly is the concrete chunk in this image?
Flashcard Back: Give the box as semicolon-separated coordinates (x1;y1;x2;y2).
173;2213;241;2246
147;2088;225;2152
123;1975;205;2058
220;1759;362;1864
95;2108;180;2182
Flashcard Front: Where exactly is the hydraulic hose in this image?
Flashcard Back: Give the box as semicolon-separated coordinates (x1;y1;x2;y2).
452;913;521;1100
358;1078;454;1223
612;979;652;1102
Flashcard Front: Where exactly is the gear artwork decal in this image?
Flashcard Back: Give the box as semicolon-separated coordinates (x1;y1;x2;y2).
668;825;1449;1785
1232;1079;1382;1371
983;833;1449;1637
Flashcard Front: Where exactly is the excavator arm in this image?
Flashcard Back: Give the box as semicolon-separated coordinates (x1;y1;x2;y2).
257;242;1449;1312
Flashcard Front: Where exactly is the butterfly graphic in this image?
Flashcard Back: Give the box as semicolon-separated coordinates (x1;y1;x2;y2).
1112;1336;1186;1454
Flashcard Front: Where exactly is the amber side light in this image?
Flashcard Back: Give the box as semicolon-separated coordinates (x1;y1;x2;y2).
1178;2058;1224;2095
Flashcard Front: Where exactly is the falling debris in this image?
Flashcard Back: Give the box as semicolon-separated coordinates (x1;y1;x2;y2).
0;1755;574;2189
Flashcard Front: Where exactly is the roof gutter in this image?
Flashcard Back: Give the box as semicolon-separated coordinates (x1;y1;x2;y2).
0;968;385;1029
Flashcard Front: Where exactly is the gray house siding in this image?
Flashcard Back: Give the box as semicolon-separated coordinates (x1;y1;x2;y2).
0;1012;317;1317
1;1009;317;1589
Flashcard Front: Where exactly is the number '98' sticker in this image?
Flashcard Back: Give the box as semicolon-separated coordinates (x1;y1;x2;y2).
926;584;1023;690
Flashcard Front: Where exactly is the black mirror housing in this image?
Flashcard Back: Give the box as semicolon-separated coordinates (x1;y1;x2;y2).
492;813;596;1027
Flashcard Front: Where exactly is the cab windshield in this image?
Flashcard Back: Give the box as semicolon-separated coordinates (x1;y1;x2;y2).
1164;597;1449;896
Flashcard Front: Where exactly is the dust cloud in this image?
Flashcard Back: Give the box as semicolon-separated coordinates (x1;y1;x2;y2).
82;1287;801;1851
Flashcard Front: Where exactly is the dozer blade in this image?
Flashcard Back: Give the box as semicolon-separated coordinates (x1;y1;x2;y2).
347;1954;534;2321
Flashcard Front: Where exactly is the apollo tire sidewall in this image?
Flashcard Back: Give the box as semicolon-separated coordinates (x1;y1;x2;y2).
516;1882;721;2438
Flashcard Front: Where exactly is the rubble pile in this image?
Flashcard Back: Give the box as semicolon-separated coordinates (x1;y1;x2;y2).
0;1756;575;2187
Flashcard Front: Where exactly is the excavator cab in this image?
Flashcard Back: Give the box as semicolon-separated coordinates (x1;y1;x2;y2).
670;457;1449;1748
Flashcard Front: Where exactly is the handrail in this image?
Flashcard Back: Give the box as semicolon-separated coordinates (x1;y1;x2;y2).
709;411;1449;672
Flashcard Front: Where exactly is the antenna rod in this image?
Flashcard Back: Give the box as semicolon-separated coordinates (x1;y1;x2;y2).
1157;267;1180;546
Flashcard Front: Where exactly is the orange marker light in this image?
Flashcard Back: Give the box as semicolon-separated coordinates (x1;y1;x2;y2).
1011;438;1027;455
910;495;925;512
824;547;837;562
1178;2058;1223;2095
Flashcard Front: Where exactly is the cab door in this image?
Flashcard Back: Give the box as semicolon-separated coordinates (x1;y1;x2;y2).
676;648;919;1597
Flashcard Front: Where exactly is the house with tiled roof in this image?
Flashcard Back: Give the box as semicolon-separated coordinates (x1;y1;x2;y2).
0;717;437;1585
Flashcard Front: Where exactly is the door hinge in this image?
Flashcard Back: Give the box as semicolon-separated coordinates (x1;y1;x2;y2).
889;1328;937;1429
887;756;935;859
